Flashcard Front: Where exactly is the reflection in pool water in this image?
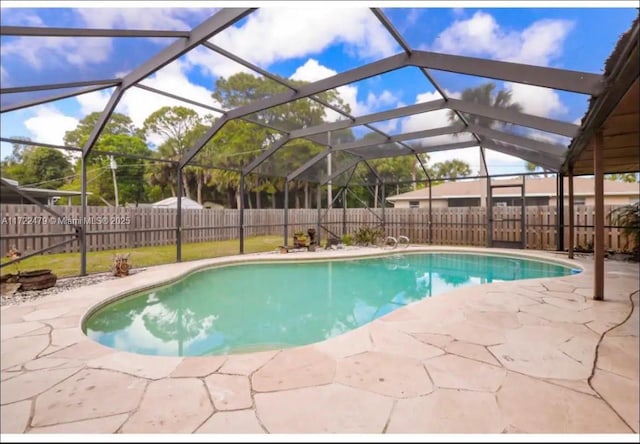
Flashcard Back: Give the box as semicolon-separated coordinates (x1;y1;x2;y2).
84;253;574;356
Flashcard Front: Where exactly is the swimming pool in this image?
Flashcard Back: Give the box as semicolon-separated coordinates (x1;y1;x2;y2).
83;252;577;357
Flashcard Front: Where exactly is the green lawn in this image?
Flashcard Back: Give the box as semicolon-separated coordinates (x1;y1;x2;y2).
1;235;283;278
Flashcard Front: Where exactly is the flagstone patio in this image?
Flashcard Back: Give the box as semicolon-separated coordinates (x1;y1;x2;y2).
1;247;638;434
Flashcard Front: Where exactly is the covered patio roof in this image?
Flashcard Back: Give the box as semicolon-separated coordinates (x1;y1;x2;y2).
566;16;639;176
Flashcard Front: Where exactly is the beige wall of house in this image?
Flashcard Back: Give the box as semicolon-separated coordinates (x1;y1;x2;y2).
391;200;449;209
390;194;637;208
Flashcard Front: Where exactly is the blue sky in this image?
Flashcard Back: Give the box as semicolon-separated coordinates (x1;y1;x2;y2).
1;3;637;175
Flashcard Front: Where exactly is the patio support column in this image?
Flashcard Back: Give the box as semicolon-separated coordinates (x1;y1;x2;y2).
557;172;565;251
176;166;183;262
428;176;433;244
343;187;348;236
381;182;386;233
568;168;575;259
594;131;605;300
239;173;245;254
522;175;527;249
284;181;289;247
80;156;88;275
317;185;322;246
486;173;493;247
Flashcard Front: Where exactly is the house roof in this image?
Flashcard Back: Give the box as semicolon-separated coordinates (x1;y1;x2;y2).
387;177;640;201
1;177;91;200
151;196;204;209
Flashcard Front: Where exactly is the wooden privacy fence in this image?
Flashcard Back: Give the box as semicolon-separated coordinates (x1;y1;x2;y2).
0;204;634;255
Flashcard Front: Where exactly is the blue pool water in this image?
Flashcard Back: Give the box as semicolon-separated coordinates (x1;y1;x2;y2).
84;253;575;357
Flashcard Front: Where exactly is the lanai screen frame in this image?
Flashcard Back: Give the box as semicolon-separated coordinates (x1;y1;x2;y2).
0;7;612;279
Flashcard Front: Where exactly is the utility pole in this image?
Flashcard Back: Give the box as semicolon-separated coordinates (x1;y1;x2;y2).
110;156;119;208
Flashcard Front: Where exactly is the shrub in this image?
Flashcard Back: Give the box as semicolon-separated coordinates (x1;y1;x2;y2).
353;226;383;246
341;233;354;246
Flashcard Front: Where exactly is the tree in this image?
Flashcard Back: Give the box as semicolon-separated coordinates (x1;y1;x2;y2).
60;114;151;205
429;159;471;182
606;173;639;183
367;155;425;206
92;134;151;205
209;73;352;208
64;112;140;148
449;82;523;128
448;82;523;175
4;146;73;189
143;106;203;201
526;161;550;178
4;136;32;163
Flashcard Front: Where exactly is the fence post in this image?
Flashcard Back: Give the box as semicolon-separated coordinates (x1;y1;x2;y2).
239;173;245;254
317;185;322;246
343;187;348;236
381;182;386;233
568;168;575;259
80;157;88;275
557;172;564;251
284;181;289;247
428;177;433;244
176;166;182;262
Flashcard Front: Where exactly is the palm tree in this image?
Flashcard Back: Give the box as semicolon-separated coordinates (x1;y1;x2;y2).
448;82;523;177
525;161;549;178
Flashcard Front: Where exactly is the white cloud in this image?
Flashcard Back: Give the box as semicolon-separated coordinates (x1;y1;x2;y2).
0;9;45;26
1;36;112;70
432;11;574;67
185;46;252;81
400;90;483;169
75;7;213;31
23;105;79;146
290;58;337;82
1;8;211;74
76;60;221;147
506;82;567;118
185;9;398;83
432;12;572;120
210;8;398;68
484;149;529;175
290;58;401;121
402;90;455;137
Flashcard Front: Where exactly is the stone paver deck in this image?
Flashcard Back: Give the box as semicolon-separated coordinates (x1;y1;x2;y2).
1;247;638;434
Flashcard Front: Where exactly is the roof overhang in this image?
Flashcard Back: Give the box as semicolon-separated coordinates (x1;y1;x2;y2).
565;19;639;176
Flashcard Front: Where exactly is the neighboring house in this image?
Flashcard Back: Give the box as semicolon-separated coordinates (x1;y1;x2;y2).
0;177;89;205
387;177;639;209
150;196;204;210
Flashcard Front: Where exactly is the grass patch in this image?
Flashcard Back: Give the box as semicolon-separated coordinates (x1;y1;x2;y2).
1;235;282;278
